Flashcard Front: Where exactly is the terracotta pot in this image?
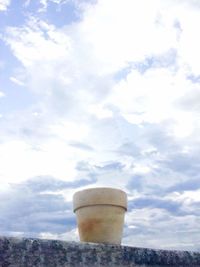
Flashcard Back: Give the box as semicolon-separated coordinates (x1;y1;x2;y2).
73;187;127;245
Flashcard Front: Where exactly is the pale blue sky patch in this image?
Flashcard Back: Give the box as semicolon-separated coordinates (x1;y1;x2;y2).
38;0;80;26
187;74;200;84
114;48;178;81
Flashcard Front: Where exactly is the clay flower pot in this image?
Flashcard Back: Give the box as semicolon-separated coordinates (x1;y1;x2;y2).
73;187;127;245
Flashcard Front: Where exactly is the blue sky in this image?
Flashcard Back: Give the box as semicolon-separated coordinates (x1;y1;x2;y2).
1;0;200;251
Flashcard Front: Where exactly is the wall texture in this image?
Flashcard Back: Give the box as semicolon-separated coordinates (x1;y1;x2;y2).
0;236;200;267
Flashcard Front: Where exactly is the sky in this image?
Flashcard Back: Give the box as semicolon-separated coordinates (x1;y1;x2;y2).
1;0;200;251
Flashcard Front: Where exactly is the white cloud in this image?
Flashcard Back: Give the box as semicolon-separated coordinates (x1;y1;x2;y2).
5;17;72;67
39;0;48;11
124;208;200;251
0;0;10;11
77;0;179;74
10;76;26;86
75;0;200;78
0;132;94;184
104;66;200;138
39;228;79;241
0;91;5;97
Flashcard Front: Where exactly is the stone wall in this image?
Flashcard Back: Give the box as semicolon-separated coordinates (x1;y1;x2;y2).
0;237;200;266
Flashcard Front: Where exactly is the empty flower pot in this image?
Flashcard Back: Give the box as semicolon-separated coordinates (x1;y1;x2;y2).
73;187;127;245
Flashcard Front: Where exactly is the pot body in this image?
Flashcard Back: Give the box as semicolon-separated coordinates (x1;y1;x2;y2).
73;187;127;244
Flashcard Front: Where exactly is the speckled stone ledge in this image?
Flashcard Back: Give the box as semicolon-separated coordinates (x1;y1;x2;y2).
0;237;200;267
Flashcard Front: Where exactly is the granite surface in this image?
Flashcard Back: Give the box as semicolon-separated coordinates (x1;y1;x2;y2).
0;236;200;266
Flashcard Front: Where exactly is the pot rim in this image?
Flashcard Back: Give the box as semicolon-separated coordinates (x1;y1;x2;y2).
73;187;127;212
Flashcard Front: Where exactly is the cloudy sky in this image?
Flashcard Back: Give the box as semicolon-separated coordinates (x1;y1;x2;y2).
1;0;200;251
